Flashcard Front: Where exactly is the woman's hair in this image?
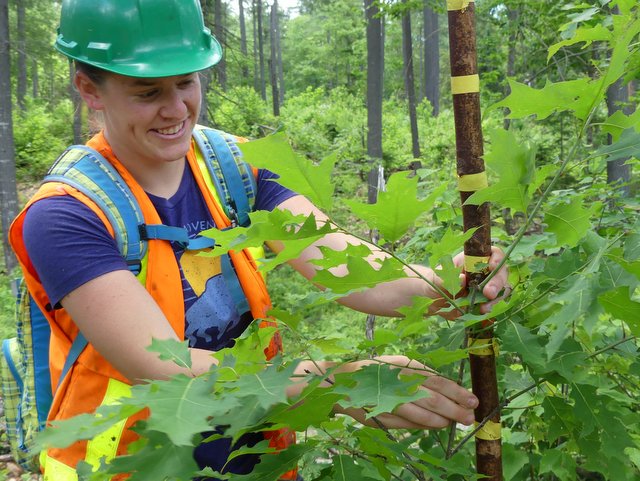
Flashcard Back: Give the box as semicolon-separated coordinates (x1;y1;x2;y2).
74;61;109;85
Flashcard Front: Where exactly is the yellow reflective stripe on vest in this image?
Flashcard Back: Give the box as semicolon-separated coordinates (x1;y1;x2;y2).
42;453;78;481
85;378;132;469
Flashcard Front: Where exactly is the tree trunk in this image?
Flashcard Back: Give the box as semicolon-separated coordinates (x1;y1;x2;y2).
199;0;212;125
503;6;518;130
365;0;384;200
423;5;439;116
606;77;632;197
16;0;26;110
214;0;227;91
31;57;38;98
239;0;249;81
257;0;266;100
270;0;280;116
275;5;285;105
402;3;420;159
70;62;83;144
447;2;502;479
253;0;260;93
0;0;19;274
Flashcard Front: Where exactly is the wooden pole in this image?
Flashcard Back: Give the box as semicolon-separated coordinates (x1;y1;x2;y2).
445;1;502;479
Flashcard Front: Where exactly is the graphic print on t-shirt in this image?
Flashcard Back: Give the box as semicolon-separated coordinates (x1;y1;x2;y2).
180;249;246;350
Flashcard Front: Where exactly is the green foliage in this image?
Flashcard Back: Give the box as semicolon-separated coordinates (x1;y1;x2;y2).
6;1;640;480
13;99;73;181
208;86;277;138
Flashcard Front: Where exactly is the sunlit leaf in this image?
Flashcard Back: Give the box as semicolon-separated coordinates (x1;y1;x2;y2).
238;133;336;210
544;197;594;247
344;172;435;243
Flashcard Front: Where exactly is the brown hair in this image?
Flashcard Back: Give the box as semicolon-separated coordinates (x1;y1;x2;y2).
74;61;109;85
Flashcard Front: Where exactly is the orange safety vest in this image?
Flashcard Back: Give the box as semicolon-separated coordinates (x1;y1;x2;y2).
9;131;296;480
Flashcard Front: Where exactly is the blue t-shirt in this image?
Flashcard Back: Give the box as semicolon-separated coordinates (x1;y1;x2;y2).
23;163;296;475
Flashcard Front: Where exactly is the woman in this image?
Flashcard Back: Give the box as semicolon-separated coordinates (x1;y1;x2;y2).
9;0;509;479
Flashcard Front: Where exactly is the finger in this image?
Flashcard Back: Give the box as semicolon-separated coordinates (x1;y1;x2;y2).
410;388;476;426
421;375;478;410
384;402;452;429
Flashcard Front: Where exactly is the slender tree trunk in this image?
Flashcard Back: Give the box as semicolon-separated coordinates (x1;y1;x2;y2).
606;77;632;197
365;0;384;201
447;2;502;479
253;0;260;92
199;0;212;125
423;5;439;116
270;0;280;116
0;0;19;273
214;0;227;91
70;62;83;144
402;3;420;159
31;57;38;98
239;0;249;81
16;0;26;110
257;0;266;100
503;6;518;130
275;5;285;105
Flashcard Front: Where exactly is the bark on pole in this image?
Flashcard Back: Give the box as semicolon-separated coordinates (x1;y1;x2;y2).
445;1;502;479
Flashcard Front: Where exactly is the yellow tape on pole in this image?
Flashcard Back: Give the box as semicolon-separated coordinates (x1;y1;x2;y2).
447;0;474;11
464;255;490;273
468;337;499;356
474;420;502;441
451;74;480;94
457;171;488;191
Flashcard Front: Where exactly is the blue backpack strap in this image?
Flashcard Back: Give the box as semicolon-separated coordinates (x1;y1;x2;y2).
192;128;257;227
45;146;146;275
56;333;87;390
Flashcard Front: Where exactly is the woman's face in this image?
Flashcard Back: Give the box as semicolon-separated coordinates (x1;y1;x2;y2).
81;71;202;169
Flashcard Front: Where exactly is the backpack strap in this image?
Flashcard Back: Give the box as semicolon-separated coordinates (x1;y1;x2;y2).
192;127;257;227
45;146;147;274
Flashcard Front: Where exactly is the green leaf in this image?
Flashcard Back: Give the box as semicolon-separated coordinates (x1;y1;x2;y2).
501;321;546;375
333;363;428;418
312;255;406;294
544;197;594;247
427;227;475;268
602;109;640;141
542;396;578;443
598;286;640;335
129;373;221;446
103;429;199;481
502;443;529;480
232;443;317;481
147;338;192;370
548;24;612;61
344;172;435;243
238;133;336;210
489;78;598;120
593;128;640;163
539;448;578;480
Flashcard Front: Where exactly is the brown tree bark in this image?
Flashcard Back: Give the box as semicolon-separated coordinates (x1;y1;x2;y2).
257;0;266;100
447;2;502;479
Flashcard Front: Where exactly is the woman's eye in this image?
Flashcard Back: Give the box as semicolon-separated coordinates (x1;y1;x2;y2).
137;89;158;99
178;79;194;88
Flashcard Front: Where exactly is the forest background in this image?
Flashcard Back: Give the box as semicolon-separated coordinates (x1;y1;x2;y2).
0;0;639;480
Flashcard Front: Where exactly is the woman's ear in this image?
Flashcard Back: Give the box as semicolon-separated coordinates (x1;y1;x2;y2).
74;71;105;110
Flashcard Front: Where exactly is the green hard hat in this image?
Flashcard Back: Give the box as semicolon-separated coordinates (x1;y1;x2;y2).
54;0;222;78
